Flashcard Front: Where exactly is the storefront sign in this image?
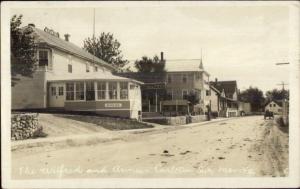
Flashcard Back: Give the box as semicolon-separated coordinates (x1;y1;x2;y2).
104;103;122;108
142;83;166;90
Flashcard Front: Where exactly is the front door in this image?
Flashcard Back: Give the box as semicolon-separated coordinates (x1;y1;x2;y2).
49;83;65;107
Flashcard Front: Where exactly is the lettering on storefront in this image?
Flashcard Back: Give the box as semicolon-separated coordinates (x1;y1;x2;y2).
142;83;166;90
104;103;122;108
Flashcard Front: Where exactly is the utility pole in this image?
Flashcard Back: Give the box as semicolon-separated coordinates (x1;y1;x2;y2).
277;81;288;90
92;8;96;67
275;62;289;90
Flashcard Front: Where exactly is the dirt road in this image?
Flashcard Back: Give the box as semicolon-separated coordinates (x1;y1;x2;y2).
11;116;288;179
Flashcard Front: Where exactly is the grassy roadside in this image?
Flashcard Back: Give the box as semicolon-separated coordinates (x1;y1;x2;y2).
55;114;154;130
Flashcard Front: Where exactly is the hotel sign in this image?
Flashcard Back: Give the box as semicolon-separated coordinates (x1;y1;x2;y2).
44;27;60;38
104;103;122;108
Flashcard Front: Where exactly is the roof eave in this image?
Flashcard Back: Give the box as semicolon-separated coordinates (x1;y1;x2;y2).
38;43;117;71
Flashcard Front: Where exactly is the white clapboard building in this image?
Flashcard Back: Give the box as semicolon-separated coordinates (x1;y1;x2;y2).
12;24;142;119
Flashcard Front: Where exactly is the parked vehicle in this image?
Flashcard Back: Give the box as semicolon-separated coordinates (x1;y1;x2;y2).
264;110;274;119
240;111;245;116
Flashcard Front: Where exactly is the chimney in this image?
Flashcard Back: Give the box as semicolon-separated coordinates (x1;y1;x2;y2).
215;78;218;83
64;34;70;42
28;23;35;27
160;52;164;61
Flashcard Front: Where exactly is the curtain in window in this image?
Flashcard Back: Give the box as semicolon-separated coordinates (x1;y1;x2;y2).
120;82;128;99
75;82;84;100
97;82;106;100
66;83;74;100
86;81;95;101
108;82;117;99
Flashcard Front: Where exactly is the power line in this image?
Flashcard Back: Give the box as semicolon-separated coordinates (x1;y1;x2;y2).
276;62;289;65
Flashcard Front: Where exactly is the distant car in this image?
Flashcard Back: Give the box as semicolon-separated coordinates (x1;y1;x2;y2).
240;111;245;116
264;110;274;119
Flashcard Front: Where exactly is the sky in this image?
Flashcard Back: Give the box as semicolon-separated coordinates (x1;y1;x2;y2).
10;2;295;93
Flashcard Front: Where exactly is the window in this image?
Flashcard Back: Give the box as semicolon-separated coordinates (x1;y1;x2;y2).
58;86;64;96
68;64;72;73
38;50;48;66
51;86;56;96
86;81;95;101
130;84;135;90
120;82;128;99
108;82;117;99
66;83;74;100
167;74;172;83
86;63;90;72
97;82;106;100
94;66;98;72
182;90;188;100
166;90;173;100
196;73;201;80
75;82;84;100
206;90;211;96
182;74;187;83
269;104;272;107
274;104;276;107
278;109;282;112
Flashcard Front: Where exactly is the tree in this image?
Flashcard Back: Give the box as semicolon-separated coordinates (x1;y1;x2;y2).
83;32;128;70
186;90;200;106
239;87;265;112
11;15;37;86
134;55;165;73
265;89;289;101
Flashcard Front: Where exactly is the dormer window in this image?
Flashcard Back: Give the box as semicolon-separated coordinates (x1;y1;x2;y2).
182;74;187;83
167;74;172;83
68;64;72;73
86;63;90;72
38;50;48;66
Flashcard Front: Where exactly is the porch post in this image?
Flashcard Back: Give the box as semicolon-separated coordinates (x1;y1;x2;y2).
155;89;158;112
117;82;120;100
160;101;162;113
83;82;86;101
94;81;97;100
105;81;109;100
176;100;178;114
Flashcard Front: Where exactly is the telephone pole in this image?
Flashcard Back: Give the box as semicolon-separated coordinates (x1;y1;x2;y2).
277;81;288;90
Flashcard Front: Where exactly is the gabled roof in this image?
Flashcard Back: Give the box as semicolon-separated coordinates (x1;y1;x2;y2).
209;85;221;94
28;26;116;71
210;80;237;99
115;72;166;84
265;100;283;107
164;59;210;76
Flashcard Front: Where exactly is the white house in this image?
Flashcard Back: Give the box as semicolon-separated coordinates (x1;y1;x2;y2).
12;25;142;119
265;100;283;115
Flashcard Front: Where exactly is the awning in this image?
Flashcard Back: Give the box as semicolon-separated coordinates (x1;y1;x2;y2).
162;100;189;106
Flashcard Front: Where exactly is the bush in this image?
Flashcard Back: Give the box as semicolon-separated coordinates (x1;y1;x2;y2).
276;117;285;127
32;126;48;138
